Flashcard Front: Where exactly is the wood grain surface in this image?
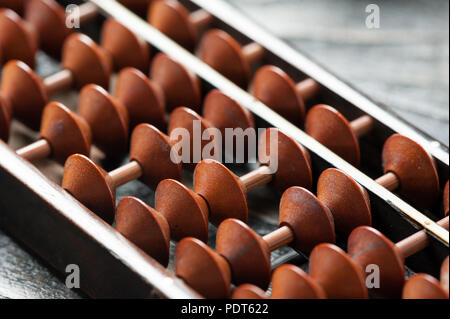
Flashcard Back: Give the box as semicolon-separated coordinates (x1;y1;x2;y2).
0;0;448;299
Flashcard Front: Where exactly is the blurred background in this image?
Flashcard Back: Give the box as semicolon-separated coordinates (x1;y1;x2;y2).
0;0;448;298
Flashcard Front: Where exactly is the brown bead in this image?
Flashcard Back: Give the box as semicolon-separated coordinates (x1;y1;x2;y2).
150;53;201;112
0;9;38;68
271;264;326;299
317;168;371;236
115;67;166;131
199;29;256;88
441;256;449;294
203;89;254;134
0;95;12;141
62;33;112;90
100;18;150;72
203;89;255;160
216;218;271;289
176;237;231;299
280;187;335;254
402;274;448;299
310;243;368;299
382;134;440;208
0;0;26;15
148;0;200;51
259;128;312;192
63;154;115;223
168;106;217;167
347;226;405;298
194;159;248;224
0;60;47;130
130;124;183;189
444;181;449;216
116;196;170;266
155;179;209;242
305;104;361;166
78;84;129;158
232;284;268;299
252;65;306;127
25;0;70;58
40;102;91;163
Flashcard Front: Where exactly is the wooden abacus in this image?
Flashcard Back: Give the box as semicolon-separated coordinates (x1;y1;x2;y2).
0;0;448;300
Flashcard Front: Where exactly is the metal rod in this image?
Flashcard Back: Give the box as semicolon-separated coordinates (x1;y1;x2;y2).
263;226;294;251
109;161;142;189
239;165;272;193
16;139;52;161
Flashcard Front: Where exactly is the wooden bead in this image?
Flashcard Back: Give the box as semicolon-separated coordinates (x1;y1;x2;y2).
168;106;217;167
100;18;150;72
0;0;26;15
402;274;448;299
116;196;170;266
148;0;212;51
444;181;449;216
258;127;312;192
155;179;209;243
232;284;268;299
0;60;47;130
252;66;307;127
306;104;363;166
150;53;201;112
317;168;371;236
38;102;91;163
347;226;404;298
199;29;264;88
115;67;166;131
24;0;70;58
203;89;255;136
309;243;368;299
271;264;326;299
216;218;271;288
0;95;12;141
441;256;449;294
129;123;182;190
381;134;440;208
279;186;335;254
62;33;112;90
0;9;38;68
203;89;255;160
194;159;248;224
176;237;231;299
63;154;116;223
77;84;129;158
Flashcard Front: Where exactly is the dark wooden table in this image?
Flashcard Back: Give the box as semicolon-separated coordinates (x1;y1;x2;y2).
0;0;448;299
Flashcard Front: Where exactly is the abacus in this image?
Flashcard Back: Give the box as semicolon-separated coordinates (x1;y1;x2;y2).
0;0;448;300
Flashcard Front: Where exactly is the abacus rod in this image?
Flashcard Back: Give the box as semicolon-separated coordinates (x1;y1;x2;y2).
16;139;52;161
189;9;213;31
375;172;400;191
263;226;294;251
78;2;99;24
242;42;264;66
350;115;374;139
43;69;74;97
296;78;320;101
109;161;142;189
397;216;449;258
239;165;272;192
